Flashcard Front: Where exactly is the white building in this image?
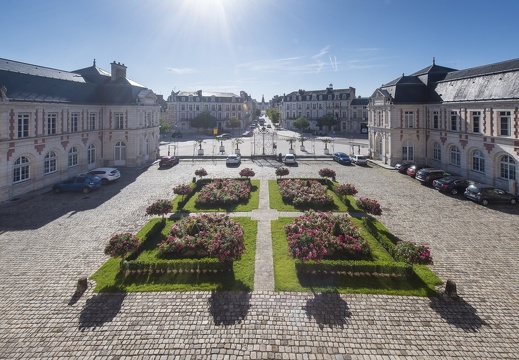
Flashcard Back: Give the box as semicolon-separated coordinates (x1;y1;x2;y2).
368;58;518;194
0;58;161;202
276;84;368;134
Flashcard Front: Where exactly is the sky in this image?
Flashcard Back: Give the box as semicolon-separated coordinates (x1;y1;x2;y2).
3;0;519;102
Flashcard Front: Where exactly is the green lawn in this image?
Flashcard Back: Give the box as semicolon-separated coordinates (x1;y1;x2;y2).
174;179;260;212
271;217;442;296
91;217;257;292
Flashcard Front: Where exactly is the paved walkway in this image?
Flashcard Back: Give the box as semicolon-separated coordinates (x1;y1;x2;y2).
1;158;518;359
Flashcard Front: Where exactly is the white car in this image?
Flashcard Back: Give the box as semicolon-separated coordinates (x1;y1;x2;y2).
86;167;121;184
226;154;241;165
351;155;368;165
282;154;297;164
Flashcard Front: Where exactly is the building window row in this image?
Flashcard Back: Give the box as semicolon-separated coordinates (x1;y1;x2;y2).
427;109;512;136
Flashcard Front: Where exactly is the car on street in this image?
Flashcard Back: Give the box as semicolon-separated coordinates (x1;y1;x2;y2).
464;183;518;205
85;167;121;184
226;154;241;165
52;175;101;194
282;153;297;165
242;130;254;137
406;164;428;178
395;162;414;174
314;130;328;136
333;152;351;165
159;156;180;168
216;133;232;140
415;168;450;186
350;154;368;165
433;176;474;195
171;131;183;138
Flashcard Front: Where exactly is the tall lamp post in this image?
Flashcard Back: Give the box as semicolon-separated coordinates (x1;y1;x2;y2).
258;126;269;155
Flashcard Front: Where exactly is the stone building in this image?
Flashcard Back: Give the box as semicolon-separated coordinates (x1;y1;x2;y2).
277;84;368;133
368;58;518;194
0;58;161;202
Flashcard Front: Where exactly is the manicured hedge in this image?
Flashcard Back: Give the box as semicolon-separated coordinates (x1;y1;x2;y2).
295;259;413;277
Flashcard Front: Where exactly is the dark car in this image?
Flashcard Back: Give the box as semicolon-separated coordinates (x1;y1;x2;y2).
171;131;183;138
395;162;414;174
333;152;351;165
415;168;450;186
159;156;180;167
433;176;474;195
464;183;518;205
216;133;232;140
52;175;101;194
314;130;328;136
406;164;428;178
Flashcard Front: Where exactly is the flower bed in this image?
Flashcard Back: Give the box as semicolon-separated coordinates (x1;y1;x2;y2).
195;179;252;207
284;210;370;262
159;213;245;262
278;179;334;207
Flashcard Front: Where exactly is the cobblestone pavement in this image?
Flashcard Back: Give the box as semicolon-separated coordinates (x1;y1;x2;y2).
1;157;518;359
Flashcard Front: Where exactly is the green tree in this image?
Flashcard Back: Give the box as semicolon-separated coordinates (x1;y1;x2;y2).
228;116;241;134
266;108;281;125
191;110;217;129
317;113;338;131
293;116;310;132
253;108;261;118
159;117;172;135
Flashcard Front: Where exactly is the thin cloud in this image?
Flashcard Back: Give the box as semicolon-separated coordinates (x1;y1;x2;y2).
329;55;338;71
312;45;331;59
166;67;199;75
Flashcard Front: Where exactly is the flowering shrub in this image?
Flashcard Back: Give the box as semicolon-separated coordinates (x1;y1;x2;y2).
318;168;336;179
104;233;140;259
195;179;251;206
195;168;208;179
158;213;245;262
335;183;358;196
356;197;382;215
173;183;193;200
145;199;173;218
278;179;333;207
394;241;433;265
239;168;255;178
275;167;290;178
284;210;369;262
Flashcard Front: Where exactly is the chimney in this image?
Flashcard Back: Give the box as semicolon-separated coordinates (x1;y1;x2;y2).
111;61;127;81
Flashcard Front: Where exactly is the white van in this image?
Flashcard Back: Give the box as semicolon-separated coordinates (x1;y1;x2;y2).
282;154;297;164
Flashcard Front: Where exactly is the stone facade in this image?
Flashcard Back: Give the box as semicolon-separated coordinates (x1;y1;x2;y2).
368;58;518;194
0;59;161;202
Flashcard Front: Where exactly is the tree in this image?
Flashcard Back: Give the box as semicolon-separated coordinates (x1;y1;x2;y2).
191;110;217;129
104;233;140;266
233;138;244;151
316;113;338;131
298;135;308;147
285;137;297;150
159;117;172;135
253;108;261;118
293;116;310;132
228;116;241;134
266;108;281;125
146;199;173;220
320;137;333;150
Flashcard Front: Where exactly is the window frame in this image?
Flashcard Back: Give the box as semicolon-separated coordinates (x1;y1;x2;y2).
472;150;485;173
17;113;30;138
499;111;511;136
472;111;481;133
450;111;458;131
404;111;415;128
500;155;516;180
14;156;30;183
43;151;57;174
450;146;461;166
68;147;78;167
433;142;441;161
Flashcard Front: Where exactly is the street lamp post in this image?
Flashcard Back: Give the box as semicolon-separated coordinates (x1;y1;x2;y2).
259;126;269;155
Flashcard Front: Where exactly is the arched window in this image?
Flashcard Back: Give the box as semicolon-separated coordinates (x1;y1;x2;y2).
87;144;96;165
450;146;460;166
402;140;414;162
68;147;78;167
14;156;30;183
472;150;485;173
44;151;57;174
500;155;516;180
433;142;441;161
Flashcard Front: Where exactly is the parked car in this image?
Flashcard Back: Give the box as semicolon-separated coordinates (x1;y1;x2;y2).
86;167;120;184
395;162;414;174
159;156;180;167
433;176;474;195
216;133;232;140
464;183;518;205
226;154;241;165
52;175;101;194
415;168;450;186
406;164;427;178
242;130;254;137
333;152;351;165
282;153;297;164
171;131;183;138
350;154;368;165
314;130;328;136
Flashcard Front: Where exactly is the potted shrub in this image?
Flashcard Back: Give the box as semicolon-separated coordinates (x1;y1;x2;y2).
104;233;140;267
285;137;297;154
196;139;205;155
233;138;244;155
298;135;308;151
320;138;333;155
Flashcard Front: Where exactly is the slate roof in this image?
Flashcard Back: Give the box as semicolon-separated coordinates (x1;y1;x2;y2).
0;58;148;104
376;58;519;104
175;90;240;98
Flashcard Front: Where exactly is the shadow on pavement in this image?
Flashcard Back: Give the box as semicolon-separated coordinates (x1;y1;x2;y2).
429;296;487;332
78;293;127;331
208;291;251;326
303;290;352;329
